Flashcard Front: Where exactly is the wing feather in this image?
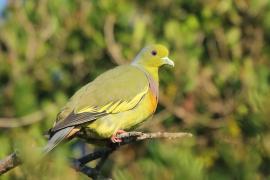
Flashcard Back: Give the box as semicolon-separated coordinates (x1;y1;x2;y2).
51;111;107;132
51;65;149;133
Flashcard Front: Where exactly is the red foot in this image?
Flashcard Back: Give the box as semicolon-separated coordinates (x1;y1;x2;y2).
110;130;126;143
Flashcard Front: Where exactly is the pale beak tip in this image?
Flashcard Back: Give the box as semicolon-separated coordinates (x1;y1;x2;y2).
170;61;175;67
162;57;174;67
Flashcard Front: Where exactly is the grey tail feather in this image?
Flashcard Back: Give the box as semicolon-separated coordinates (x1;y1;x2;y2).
42;126;74;155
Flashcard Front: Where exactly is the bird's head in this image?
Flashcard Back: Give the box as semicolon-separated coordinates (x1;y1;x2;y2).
132;44;174;68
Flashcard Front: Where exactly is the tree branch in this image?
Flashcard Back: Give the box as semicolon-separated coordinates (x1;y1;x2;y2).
0;152;21;175
104;15;126;65
0;131;192;178
0;110;45;128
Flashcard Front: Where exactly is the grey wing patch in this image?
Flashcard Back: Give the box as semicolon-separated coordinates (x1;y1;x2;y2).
51;111;108;132
43;126;74;154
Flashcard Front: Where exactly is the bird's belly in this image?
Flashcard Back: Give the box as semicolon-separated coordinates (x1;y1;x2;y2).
85;91;157;139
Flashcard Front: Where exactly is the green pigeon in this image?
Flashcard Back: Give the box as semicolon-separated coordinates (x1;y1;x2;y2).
44;44;174;153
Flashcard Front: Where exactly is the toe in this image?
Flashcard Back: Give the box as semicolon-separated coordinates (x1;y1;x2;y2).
111;135;122;143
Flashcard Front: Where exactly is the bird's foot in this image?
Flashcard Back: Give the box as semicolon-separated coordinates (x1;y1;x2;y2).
111;130;126;143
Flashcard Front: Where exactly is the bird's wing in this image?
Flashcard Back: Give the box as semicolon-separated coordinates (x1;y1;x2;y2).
51;65;149;132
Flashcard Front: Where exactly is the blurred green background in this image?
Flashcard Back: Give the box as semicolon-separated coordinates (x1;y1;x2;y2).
1;0;270;179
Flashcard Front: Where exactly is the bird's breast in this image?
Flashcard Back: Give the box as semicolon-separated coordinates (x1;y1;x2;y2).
148;76;158;113
147;89;158;113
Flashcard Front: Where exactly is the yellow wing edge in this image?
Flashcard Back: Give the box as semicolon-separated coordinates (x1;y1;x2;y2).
76;86;149;114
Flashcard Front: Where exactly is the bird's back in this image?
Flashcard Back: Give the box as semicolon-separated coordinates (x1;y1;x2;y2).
54;65;150;126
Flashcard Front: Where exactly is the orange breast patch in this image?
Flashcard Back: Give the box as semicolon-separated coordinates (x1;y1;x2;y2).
147;90;158;113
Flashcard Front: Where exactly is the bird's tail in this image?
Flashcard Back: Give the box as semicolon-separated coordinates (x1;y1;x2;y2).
42;127;74;155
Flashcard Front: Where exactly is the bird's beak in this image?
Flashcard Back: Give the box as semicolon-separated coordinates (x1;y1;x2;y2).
161;57;174;67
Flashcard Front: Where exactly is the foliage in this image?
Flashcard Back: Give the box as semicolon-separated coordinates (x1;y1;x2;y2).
1;0;270;179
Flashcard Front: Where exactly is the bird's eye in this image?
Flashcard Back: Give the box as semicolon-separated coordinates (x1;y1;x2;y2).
151;50;157;56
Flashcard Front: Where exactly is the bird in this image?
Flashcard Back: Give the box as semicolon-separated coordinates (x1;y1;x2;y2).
43;44;174;154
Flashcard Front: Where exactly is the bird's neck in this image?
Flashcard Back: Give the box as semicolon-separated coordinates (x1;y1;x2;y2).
143;66;159;84
134;65;159;84
133;65;159;98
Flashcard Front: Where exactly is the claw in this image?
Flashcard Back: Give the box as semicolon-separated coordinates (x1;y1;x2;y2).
110;130;126;143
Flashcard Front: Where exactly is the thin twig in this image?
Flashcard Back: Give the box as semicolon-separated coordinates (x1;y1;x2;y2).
71;159;100;178
77;148;114;165
0;152;21;175
104;15;126;65
71;148;114;179
119;131;192;140
158;93;189;120
0;111;45;128
0;131;192;178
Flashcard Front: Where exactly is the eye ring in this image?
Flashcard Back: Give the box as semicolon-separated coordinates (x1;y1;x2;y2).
151;50;157;56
